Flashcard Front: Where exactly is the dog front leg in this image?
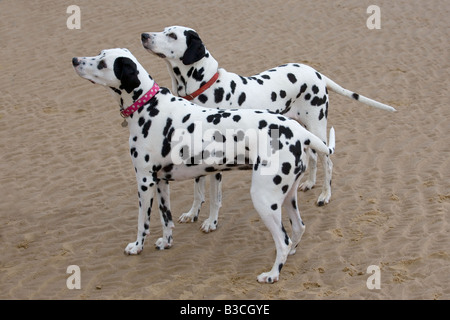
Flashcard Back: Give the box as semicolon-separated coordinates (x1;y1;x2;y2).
124;176;155;255
155;180;175;250
178;176;205;223
200;173;222;233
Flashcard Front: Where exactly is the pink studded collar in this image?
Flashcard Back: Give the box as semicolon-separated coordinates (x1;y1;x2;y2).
120;82;160;118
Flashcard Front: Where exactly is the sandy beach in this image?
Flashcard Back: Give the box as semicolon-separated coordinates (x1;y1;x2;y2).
0;0;449;299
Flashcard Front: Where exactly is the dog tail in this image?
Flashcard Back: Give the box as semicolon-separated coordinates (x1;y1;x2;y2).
305;127;335;156
322;75;397;112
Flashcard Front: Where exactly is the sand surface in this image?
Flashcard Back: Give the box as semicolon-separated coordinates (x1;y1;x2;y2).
0;0;449;300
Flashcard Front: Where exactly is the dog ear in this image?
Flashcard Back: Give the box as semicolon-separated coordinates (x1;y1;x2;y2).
113;57;141;93
182;30;206;65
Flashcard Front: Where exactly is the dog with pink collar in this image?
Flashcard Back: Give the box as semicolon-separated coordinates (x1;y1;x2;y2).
72;48;335;283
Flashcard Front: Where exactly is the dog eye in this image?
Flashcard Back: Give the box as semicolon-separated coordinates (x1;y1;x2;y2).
97;60;107;70
167;33;177;40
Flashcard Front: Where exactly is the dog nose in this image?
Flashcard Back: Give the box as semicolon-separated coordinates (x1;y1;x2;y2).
141;33;150;42
72;57;80;67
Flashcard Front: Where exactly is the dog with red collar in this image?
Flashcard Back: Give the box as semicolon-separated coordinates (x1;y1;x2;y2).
141;26;396;231
72;48;335;283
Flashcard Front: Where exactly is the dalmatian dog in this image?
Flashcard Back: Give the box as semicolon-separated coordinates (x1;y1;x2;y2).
141;26;396;232
72;48;335;283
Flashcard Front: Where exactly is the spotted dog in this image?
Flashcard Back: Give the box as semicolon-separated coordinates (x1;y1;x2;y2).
72;48;335;283
141;26;396;231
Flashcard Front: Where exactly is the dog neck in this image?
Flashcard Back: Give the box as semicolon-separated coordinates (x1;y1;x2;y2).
108;68;156;116
119;82;160;118
167;49;219;98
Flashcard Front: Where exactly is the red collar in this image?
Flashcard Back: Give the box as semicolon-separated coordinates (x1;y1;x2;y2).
120;83;160;118
182;72;219;101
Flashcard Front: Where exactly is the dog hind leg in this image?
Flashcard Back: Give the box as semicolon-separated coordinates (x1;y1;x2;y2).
251;179;292;283
283;179;305;255
299;149;317;191
317;153;333;206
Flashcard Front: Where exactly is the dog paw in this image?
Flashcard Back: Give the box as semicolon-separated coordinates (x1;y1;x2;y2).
124;242;143;255
200;218;217;233
299;180;315;192
257;272;279;284
155;237;172;250
317;191;331;206
178;211;198;223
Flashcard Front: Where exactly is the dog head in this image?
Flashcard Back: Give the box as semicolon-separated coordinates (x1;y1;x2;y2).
72;48;144;94
141;26;206;65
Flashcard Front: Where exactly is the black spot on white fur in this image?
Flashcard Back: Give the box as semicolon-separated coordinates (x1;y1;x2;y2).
287;73;297;84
